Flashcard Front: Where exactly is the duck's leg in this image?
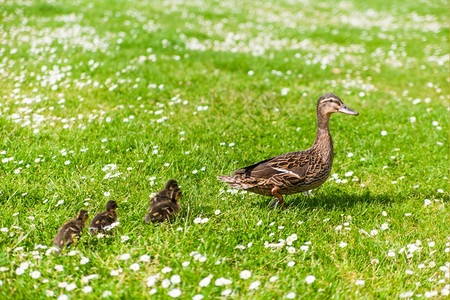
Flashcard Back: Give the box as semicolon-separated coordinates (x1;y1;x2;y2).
270;186;287;211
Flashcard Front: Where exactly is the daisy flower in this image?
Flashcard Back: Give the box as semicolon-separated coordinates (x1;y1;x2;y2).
239;270;251;279
305;275;316;284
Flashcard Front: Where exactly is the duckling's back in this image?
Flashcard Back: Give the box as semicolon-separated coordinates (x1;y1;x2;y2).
89;211;118;235
144;200;180;223
53;219;85;247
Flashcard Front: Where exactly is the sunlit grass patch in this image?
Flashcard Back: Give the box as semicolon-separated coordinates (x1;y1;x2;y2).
0;0;448;298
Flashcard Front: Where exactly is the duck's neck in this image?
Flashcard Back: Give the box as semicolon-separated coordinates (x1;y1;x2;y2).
312;111;334;158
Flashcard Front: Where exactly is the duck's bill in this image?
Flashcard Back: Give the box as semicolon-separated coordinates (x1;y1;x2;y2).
338;105;359;116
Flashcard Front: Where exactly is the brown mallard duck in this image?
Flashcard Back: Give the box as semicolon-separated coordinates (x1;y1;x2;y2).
53;210;89;248
89;200;118;235
144;188;182;223
218;93;359;210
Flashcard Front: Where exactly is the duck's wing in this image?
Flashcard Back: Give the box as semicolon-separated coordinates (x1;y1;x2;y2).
233;151;310;180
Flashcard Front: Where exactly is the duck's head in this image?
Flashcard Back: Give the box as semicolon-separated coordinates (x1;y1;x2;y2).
105;200;118;211
317;93;359;116
171;188;183;201
77;210;89;222
165;179;179;191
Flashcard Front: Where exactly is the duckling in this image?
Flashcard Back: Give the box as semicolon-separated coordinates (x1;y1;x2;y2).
150;179;179;205
89;200;119;235
218;93;359;210
53;210;89;248
144;188;182;223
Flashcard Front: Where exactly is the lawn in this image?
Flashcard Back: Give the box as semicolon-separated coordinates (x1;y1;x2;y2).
0;0;449;299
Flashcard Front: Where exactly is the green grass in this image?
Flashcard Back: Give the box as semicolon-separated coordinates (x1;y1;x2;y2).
0;0;448;299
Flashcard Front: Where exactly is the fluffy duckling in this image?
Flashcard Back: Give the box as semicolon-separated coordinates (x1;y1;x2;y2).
89;200;119;235
144;188;182;223
53;210;89;248
150;179;179;205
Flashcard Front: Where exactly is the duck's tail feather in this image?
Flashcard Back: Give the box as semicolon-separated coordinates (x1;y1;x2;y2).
217;175;257;190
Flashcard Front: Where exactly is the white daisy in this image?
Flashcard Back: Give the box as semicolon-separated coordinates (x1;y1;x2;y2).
249;281;260;290
305;275;316;284
167;288;181;298
239;270;251;279
140;255;151;262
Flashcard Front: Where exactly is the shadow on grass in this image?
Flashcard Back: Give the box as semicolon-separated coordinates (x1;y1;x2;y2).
251;188;396;211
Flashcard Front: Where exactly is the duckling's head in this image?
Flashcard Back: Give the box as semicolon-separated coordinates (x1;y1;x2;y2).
165;179;179;191
171;188;183;201
105;200;118;211
77;210;89;222
317;93;359;116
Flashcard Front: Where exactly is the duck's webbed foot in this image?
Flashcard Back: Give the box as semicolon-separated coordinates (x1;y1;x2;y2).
270;186;286;211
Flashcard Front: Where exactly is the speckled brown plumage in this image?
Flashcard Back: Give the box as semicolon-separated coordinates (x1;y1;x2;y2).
218;93;359;210
89;200;118;235
150;179;179;205
144;187;182;223
53;210;89;248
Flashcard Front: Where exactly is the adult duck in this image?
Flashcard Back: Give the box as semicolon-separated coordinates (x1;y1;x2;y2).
218;93;359;210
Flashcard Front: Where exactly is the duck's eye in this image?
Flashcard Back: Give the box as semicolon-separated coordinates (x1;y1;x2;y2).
323;99;340;105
